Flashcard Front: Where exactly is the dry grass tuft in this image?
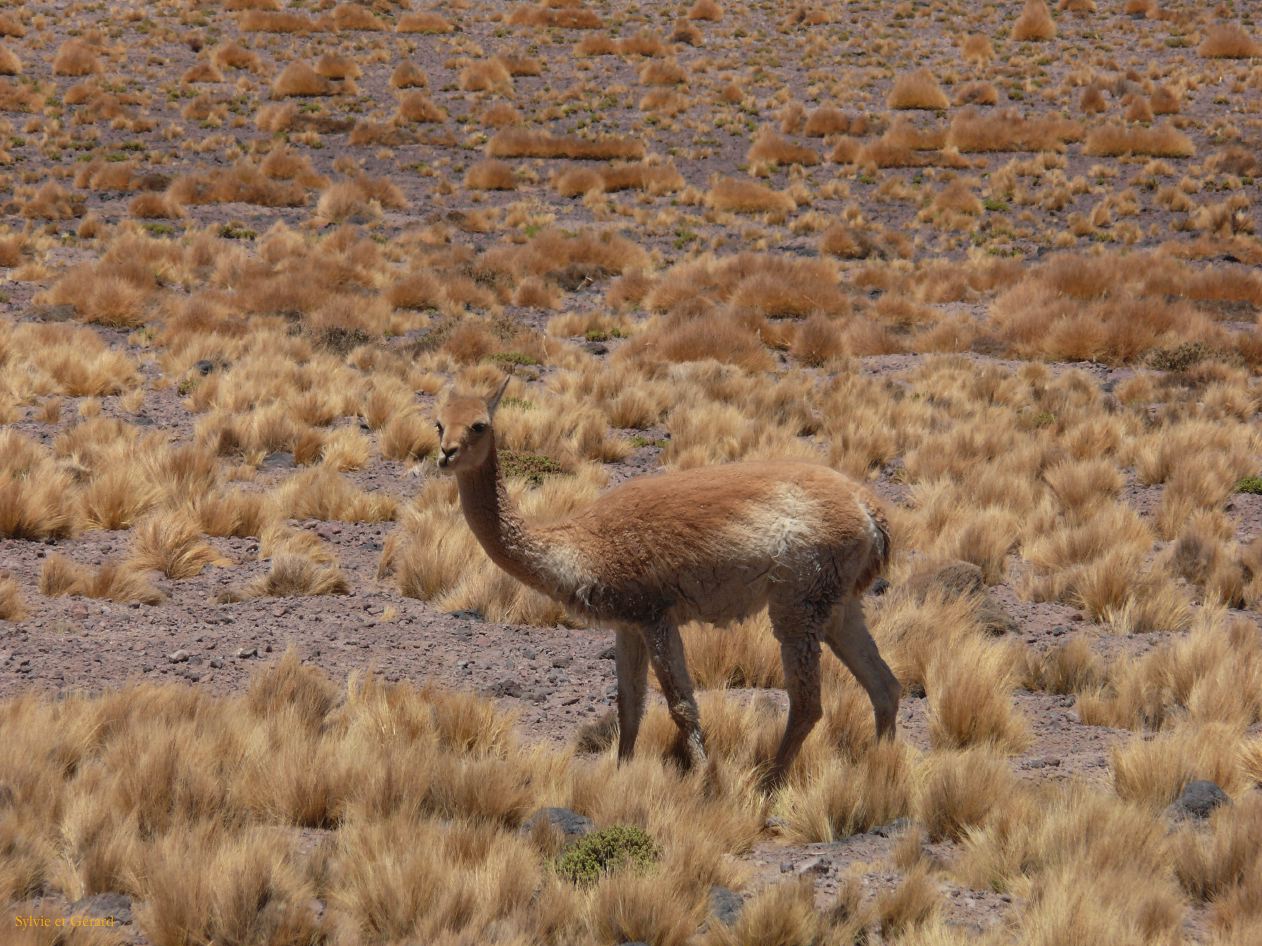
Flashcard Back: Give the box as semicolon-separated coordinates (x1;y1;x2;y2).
1198;24;1262;59
888;69;950;111
1011;0;1056;41
127;510;229;579
1084;122;1195;158
39;554;164;605
0;572;25;621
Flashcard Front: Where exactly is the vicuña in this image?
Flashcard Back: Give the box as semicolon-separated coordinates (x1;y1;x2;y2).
434;378;900;787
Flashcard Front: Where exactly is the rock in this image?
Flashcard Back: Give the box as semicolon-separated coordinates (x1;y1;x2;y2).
798;856;829;875
487;678;522;698
903;560;985;598
764;816;788;833
447;609;484;622
261;451;295;471
70;891;132;924
709;885;743;926
780;861;794;873
1168;780;1231;821
583;341;608;356
871;817;913;838
521;807;594;842
599;644;616;660
870;576;890;596
167;649;190;663
30;303;77;322
209;658;223;669
899;559;1017;635
235;646;257;659
194;359;216;376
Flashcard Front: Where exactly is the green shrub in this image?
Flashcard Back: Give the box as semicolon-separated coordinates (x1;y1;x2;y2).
500;450;567;486
1237;476;1262;495
554;825;659;885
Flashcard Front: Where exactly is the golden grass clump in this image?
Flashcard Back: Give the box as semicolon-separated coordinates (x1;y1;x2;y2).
465;159;516;190
39;553;164;605
687;0;723;20
0;430;78;540
0;44;21;76
127;509;230;579
1198;24;1262;59
394;90;447;123
397;12;454;33
705;177;795;217
0;572;25;621
232;553;350;599
1084;122;1195;158
887;68;950;110
460;59;513;94
487;128;645;161
1011;0;1056;41
51;39;101;76
916;747;1016;841
746;128;819;168
925;636;1031;753
271;61;339;98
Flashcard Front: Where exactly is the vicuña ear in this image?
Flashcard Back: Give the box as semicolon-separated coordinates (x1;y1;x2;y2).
486;376;511;417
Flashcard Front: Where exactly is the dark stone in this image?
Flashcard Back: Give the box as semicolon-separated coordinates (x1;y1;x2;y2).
583;341;609;356
709;885;743;926
30;304;76;322
1168;780;1231;821
521;806;594;842
194;359;216;376
871;817;913;838
552;263;615;291
261;451;295;471
70;891;132;924
447;609;484;622
899;560;1018;635
870;577;890;596
487;678;523;698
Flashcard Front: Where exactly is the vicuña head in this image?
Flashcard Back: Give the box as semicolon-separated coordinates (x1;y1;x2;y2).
432;376;900;789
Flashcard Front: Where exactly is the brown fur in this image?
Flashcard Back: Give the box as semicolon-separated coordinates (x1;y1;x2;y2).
433;379;899;787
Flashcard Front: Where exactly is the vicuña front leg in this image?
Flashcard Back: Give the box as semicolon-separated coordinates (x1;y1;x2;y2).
614;626;649;762
766;616;823;790
644;618;706;771
825;598;901;741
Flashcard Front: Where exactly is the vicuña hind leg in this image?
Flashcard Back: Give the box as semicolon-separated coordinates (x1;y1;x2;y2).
614;627;648;762
766;601;824;789
824;598;901;741
644;618;706;770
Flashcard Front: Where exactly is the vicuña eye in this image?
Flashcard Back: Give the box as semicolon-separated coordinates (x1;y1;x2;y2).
471;422;487;433
435;422;444;434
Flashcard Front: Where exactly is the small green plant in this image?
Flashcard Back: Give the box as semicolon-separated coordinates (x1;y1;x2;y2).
983;197;1010;212
1236;476;1262;495
488;351;542;367
219;222;257;240
1147;341;1214;373
500;451;567;487
554;825;659;886
629;435;667;449
500;396;535;411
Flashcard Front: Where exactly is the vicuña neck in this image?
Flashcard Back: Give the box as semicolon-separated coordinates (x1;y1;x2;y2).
454;439;550;591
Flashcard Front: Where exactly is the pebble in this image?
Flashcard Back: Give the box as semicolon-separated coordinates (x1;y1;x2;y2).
167;649;190;663
236;646;258;659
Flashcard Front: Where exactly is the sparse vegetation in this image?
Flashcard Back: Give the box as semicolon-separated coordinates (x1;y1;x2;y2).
1;0;1261;941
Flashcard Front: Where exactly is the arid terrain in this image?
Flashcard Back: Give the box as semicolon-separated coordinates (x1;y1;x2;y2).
2;0;1262;943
